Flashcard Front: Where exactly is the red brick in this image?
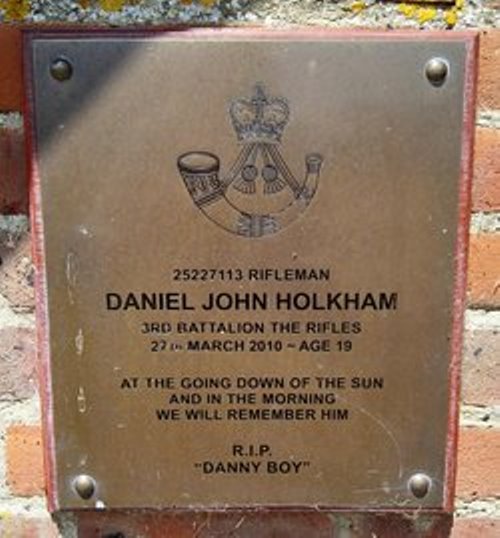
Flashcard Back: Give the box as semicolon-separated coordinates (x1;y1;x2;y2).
456;428;500;499
0;232;34;312
467;234;500;307
478;30;500;110
473;127;500;212
6;424;45;497
0;326;36;400
0;125;28;214
0;25;23;112
452;518;500;538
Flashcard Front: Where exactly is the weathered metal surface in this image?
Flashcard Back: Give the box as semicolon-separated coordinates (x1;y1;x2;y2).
25;29;477;512
75;510;454;537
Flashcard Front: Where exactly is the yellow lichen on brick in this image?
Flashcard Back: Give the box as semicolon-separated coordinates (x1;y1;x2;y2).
0;0;30;21
444;8;458;26
416;7;437;24
443;0;464;27
397;3;417;17
99;0;126;11
350;1;367;13
178;0;219;6
399;0;462;26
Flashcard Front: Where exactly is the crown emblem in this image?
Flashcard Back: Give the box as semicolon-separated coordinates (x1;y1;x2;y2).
229;84;290;144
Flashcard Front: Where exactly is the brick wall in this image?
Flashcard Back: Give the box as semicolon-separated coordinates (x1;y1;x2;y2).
0;2;499;537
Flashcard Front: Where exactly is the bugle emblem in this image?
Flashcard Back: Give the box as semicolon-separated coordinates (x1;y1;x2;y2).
177;84;323;238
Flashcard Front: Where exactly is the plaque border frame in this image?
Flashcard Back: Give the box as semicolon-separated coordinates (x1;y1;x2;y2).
23;27;478;514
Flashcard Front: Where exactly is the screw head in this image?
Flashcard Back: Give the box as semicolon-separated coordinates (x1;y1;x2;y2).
50;58;73;82
73;474;96;500
425;58;448;87
408;473;432;499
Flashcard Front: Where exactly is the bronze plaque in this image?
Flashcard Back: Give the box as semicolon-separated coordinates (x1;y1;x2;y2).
25;30;476;511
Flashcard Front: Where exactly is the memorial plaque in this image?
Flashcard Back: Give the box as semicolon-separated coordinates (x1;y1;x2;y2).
25;30;477;511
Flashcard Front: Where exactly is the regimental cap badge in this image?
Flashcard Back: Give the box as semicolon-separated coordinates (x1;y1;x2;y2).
229;84;290;144
177;82;323;238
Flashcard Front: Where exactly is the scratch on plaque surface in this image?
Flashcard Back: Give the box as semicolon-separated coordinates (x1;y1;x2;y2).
77;387;87;413
338;395;403;479
354;484;406;494
234;516;246;530
78;225;93;238
75;328;84;355
193;519;208;537
65;251;78;304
